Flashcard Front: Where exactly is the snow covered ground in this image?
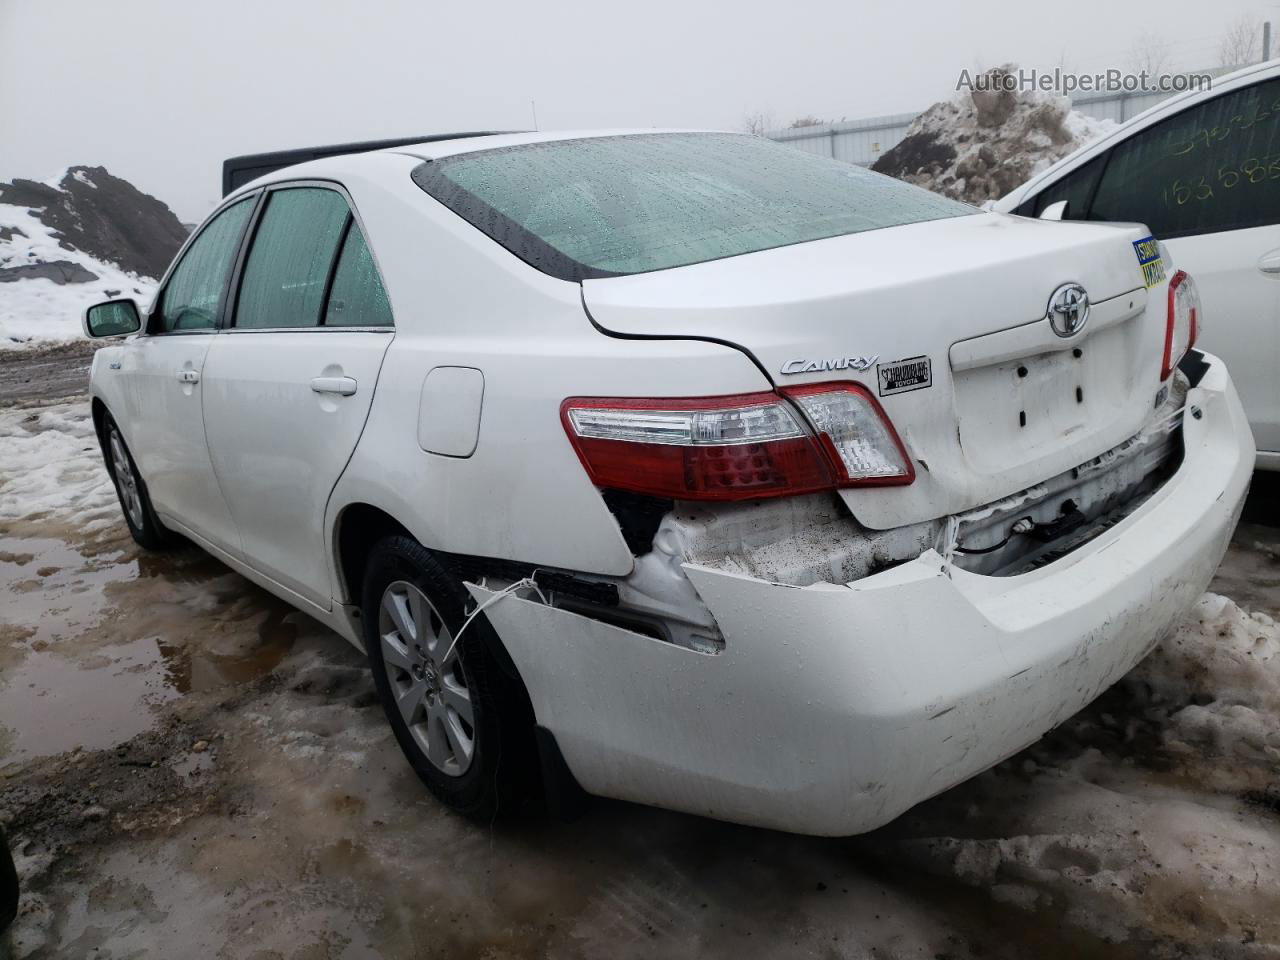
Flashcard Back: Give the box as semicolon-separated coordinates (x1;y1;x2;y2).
2;395;1279;957
0;399;120;539
0;169;157;348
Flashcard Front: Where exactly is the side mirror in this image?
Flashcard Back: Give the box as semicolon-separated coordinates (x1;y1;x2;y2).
1039;200;1068;222
83;299;141;339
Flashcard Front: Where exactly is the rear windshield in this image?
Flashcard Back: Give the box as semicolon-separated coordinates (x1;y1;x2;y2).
411;133;973;281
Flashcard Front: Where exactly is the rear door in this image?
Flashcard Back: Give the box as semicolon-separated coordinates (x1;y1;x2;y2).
125;194;257;552
201;183;394;609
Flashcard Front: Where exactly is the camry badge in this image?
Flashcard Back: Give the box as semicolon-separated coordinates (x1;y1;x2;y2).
781;356;879;375
1047;283;1090;338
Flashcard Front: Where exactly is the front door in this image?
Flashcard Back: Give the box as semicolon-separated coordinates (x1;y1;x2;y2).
126;195;257;551
201;185;394;609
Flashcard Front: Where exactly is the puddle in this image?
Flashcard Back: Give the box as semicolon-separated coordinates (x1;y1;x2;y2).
0;635;180;764
0;534;299;766
169;746;216;784
0;536;122;643
157;605;297;695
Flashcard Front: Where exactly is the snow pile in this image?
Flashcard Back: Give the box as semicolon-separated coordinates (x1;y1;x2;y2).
0;166;185;348
1138;593;1280;792
882;594;1280;950
872;65;1117;205
897;764;1280;948
0;400;120;538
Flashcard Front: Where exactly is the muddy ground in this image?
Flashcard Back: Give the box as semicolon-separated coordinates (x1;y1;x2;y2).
0;344;98;407
2;356;1280;958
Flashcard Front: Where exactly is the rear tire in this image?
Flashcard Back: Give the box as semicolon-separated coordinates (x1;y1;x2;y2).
102;414;175;551
361;535;538;820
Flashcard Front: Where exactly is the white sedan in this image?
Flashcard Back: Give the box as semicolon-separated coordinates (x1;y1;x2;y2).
994;61;1280;470
82;130;1252;836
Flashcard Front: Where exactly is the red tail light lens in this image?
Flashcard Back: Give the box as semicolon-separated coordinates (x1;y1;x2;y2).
562;383;914;501
1162;269;1200;380
561;393;835;501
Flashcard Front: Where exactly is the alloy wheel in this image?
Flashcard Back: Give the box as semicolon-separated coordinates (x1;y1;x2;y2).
109;426;145;530
378;580;476;776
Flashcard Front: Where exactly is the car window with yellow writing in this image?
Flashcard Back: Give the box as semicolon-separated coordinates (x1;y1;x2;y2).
1085;77;1280;238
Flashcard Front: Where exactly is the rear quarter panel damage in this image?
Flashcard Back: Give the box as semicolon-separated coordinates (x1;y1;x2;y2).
466;358;1251;835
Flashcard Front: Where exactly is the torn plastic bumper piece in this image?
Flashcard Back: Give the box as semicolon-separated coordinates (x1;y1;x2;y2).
468;354;1253;836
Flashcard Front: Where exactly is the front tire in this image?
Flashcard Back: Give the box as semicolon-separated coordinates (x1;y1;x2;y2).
361;536;537;820
102;415;175;551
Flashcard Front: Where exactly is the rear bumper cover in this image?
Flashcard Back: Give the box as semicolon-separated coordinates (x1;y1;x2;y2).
470;353;1253;835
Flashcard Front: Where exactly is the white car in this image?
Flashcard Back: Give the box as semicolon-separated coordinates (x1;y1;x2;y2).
82;130;1253;836
994;61;1280;470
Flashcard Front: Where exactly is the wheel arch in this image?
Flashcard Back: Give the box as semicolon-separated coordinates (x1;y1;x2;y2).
90;395;111;449
330;500;540;696
332;501;413;608
89;395;128;474
90;393;141;467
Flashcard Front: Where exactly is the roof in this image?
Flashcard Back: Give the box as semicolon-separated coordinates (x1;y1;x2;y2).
220;129;737;200
220;131;517;196
386;128;716;161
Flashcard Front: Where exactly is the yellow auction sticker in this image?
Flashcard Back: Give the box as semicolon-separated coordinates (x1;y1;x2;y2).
1133;235;1166;288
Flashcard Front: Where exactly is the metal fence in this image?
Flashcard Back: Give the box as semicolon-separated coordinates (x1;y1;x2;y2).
767;113;917;167
1070;86;1199;124
766;68;1236;168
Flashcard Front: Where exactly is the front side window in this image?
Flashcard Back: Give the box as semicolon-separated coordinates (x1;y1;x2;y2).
153;196;255;333
234;188;350;329
1084;77;1280;238
412;133;973;281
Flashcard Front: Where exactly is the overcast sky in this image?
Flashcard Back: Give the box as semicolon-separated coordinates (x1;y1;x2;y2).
0;0;1266;221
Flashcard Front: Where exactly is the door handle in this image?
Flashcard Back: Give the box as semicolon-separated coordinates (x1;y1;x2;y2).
176;369;200;384
1258;248;1280;275
310;376;357;396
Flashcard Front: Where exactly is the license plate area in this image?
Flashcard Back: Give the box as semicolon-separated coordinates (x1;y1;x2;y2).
951;321;1141;473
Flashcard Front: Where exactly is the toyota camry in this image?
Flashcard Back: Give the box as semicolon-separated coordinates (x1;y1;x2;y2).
81;130;1253;835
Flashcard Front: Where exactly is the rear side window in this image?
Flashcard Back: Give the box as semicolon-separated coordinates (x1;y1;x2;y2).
1014;155;1106;219
324;224;393;327
1083;77;1280;238
412;132;972;281
154;197;254;333
234;188;349;329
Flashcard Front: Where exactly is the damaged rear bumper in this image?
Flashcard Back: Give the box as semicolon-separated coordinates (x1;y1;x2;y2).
469;353;1253;836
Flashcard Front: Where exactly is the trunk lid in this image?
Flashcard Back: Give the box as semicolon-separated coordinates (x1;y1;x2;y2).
582;212;1168;529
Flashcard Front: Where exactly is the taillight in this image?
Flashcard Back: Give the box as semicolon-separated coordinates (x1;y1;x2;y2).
1162;269;1201;380
561;383;913;502
780;383;915;486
